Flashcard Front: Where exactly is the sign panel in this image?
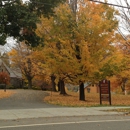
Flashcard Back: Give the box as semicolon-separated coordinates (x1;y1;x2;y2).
99;80;111;105
101;95;109;101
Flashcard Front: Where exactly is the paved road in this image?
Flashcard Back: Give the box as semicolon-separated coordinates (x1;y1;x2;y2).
0;115;130;130
0;89;130;130
0;89;60;110
1;120;129;130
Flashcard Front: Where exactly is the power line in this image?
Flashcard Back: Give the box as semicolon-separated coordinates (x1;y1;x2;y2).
36;1;129;16
89;0;130;9
26;0;130;9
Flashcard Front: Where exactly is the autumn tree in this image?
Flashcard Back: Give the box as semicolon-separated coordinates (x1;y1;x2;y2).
8;42;52;89
36;0;119;100
95;1;130;94
112;35;130;95
116;0;130;45
8;42;35;89
31;48;52;90
36;7;78;95
115;0;130;94
74;1;119;100
0;72;10;85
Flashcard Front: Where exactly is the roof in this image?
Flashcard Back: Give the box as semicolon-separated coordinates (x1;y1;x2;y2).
0;59;22;78
10;68;22;78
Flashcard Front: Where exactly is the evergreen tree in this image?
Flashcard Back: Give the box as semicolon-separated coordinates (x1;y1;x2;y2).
28;0;66;17
0;0;66;47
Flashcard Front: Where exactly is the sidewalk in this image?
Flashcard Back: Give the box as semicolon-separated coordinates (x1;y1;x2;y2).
0;106;130;120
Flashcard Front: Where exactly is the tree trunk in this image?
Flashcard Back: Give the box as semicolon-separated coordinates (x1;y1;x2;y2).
121;78;127;95
79;81;85;101
59;79;66;95
121;83;125;92
58;81;60;91
51;75;57;92
28;78;33;89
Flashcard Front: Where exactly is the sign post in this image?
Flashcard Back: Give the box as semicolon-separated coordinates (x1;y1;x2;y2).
99;80;111;105
4;77;7;92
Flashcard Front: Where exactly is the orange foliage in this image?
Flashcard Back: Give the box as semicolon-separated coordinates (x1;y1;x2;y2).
44;91;130;107
0;90;14;99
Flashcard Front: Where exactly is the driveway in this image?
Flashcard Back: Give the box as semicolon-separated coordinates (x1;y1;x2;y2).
0;89;60;110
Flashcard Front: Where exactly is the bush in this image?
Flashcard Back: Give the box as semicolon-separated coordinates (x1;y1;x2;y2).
0;84;6;89
7;85;16;89
23;86;28;89
32;86;41;90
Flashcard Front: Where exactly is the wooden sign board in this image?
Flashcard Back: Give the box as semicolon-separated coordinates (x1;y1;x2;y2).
99;80;111;105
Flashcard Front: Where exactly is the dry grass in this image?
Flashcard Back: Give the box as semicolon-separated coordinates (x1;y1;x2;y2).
0;90;14;99
44;90;130;107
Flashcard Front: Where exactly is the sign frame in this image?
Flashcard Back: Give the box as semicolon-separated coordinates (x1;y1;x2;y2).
99;80;111;105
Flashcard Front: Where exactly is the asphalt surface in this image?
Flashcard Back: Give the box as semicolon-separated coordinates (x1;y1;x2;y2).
0;115;130;130
0;90;130;130
0;89;60;110
1;120;129;130
0;89;130;121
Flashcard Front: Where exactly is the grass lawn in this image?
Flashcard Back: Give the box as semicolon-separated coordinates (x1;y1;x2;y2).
0;90;14;99
44;90;130;107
